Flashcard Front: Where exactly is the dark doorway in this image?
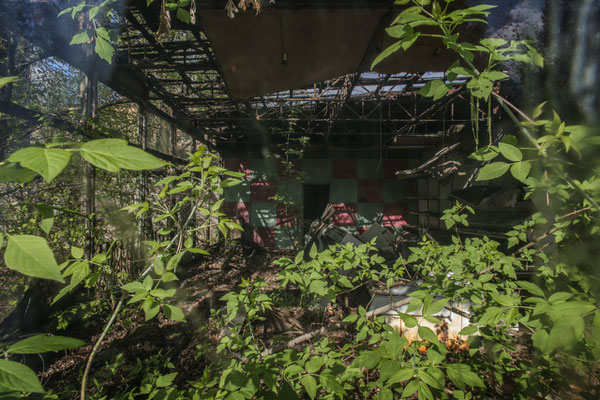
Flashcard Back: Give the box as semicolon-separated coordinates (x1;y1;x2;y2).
303;184;330;233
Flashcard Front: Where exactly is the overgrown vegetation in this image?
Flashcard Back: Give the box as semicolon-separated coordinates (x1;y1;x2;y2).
1;0;599;399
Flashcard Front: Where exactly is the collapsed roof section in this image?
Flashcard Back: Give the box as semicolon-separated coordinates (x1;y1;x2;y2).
4;0;483;157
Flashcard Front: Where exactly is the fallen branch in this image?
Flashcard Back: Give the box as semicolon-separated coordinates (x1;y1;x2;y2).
258;297;412;358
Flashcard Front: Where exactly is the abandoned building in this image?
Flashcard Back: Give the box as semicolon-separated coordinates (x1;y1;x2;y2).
1;0;540;249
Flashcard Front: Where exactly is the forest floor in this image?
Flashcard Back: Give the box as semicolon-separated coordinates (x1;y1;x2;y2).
39;241;356;397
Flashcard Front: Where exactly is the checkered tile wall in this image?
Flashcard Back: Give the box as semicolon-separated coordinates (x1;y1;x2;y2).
223;158;414;248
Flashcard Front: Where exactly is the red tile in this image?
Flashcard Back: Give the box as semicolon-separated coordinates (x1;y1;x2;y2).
277;159;302;178
331;203;357;226
385;159;410;179
358;180;383;203
250;180;276;201
276;204;301;227
332;159;356;179
357;226;369;236
252;227;276;248
224;159;251;178
383;204;408;227
222;202;250;225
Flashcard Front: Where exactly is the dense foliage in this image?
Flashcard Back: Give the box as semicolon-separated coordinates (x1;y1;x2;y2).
1;0;599;399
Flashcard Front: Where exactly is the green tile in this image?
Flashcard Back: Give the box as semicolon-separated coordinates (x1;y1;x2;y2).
330;179;357;203
383;179;409;203
275;227;302;249
250;203;277;227
344;225;358;235
357;203;384;227
250;158;276;180
357;159;384;180
276;180;303;203
224;181;250;202
302;159;331;184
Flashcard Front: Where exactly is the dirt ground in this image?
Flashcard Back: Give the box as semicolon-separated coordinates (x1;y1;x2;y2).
39;240;355;396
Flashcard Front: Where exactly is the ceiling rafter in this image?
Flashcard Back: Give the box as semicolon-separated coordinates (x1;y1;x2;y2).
125;9;217;114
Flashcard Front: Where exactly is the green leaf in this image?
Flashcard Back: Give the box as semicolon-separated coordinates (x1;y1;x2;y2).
283;364;304;376
88;6;100;20
532;101;547;119
300;375;317;400
466;77;493;99
186;248;209;255
386;24;410;39
319;374;344;396
490;293;514;307
143;275;154;290
501;134;518;146
211;198;225;212
70;30;90;45
387;368;414;385
167;252;185;271
446;364;484;389
0;359;44;393
220;178;241;187
399;312;418;328
95;36;114;63
476;162;510;181
552;301;596;316
71;246;84;259
458;325;478;336
371;41;403;69
57;7;72;17
547;316;584;350
156;372;178;388
531;328;549;351
516;281;544;297
418;80;450;101
150;288;176;299
0;76;19;89
8;147;71;182
480;70;508;81
418;326;439;344
418;379;435;400
548;292;572;303
401;379;418;398
80;139;167;172
294;251;304;264
33;204;54;235
309;280;328;297
469;146;499;161
163;304;186;322
7;335;85;354
309;243;317;258
161;272;179;282
153;258;165;275
425;298;449;316
510;161;531;182
498;142;522;162
143;298;160;321
4;235;63;282
176;7;191;23
121;281;147;293
447;64;474;77
0;163;37;183
63;259;89;286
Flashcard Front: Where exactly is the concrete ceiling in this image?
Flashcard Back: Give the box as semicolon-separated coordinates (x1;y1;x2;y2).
201;6;475;99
